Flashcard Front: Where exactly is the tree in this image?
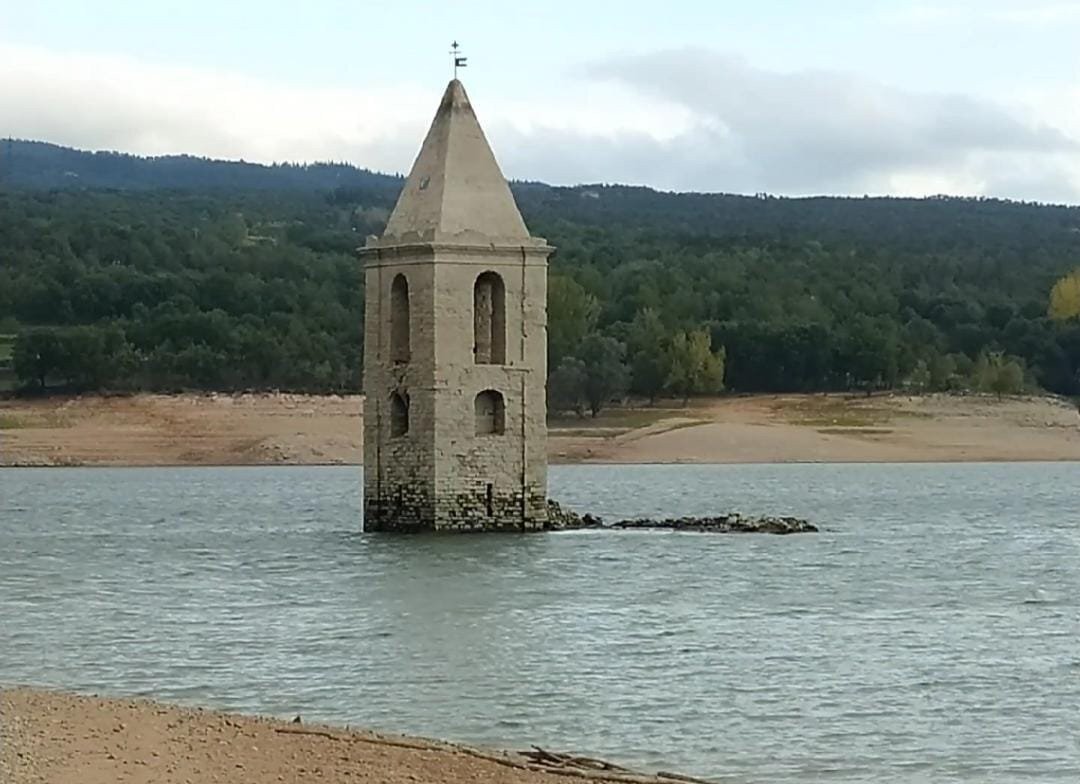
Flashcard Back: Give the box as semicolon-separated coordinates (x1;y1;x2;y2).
970;352;992;390
12;325;134;391
626;308;669;403
577;334;629;417
928;353;957;391
838;317;900;393
972;351;1026;397
547;274;599;372
548;357;587;417
992;359;1025;397
12;329;65;391
1049;270;1080;322
665;328;726;403
980;351;1025;397
907;359;931;392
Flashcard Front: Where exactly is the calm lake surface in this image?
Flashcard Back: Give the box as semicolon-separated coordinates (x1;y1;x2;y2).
2;463;1079;782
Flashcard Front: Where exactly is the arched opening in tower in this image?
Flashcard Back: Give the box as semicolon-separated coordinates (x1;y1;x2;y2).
474;389;505;435
473;271;505;364
389;391;409;437
390;273;410;364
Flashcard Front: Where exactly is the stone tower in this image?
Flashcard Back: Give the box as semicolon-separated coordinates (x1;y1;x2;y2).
360;79;553;532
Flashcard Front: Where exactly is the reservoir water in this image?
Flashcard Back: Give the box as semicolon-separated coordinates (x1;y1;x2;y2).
2;463;1079;781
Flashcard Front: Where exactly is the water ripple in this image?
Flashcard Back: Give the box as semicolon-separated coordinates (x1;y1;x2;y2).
2;463;1079;782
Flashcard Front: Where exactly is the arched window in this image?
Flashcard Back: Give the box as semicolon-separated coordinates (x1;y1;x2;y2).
474;390;505;435
473;271;505;364
390;391;409;437
390;273;410;364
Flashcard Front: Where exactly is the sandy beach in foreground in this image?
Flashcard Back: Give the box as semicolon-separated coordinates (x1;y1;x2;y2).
0;688;685;784
1;391;1078;467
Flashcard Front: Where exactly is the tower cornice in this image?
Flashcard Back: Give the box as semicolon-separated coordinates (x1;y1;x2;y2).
359;241;553;266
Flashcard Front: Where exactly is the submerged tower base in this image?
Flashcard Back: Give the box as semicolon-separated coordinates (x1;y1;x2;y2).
363;486;549;533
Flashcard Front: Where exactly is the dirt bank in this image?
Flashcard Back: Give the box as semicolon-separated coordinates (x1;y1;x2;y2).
0;393;362;467
0;688;682;784
1;392;1078;467
550;393;1080;463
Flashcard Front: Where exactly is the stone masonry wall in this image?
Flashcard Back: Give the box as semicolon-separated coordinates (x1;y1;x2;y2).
431;246;548;530
362;243;549;532
363;251;436;531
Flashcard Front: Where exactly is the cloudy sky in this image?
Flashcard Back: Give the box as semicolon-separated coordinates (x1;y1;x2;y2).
3;0;1079;201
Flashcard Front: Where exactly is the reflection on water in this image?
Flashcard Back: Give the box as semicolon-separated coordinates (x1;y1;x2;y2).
2;463;1079;781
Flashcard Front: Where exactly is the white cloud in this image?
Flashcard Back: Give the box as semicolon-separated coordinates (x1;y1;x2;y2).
582;48;1080;200
994;2;1080;24
0;43;694;176
1;42;1079;202
0;43;432;167
884;1;1080;27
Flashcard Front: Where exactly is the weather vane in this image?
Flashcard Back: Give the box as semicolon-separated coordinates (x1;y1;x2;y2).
450;41;467;79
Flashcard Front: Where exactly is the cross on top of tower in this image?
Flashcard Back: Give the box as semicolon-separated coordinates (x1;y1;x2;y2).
450;41;467;79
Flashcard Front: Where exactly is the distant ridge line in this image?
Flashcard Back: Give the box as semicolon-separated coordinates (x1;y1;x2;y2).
0;139;402;194
3;139;1079;211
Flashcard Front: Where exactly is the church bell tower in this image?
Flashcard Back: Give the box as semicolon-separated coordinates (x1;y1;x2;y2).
360;79;552;531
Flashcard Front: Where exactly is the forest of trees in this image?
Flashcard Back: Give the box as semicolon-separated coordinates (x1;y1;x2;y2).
1;140;1079;411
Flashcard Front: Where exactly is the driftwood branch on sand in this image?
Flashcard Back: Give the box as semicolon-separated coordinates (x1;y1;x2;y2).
274;726;718;783
524;744;632;771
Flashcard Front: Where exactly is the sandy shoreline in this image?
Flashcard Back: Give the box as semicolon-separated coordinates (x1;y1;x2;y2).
0;688;690;784
1;391;1078;467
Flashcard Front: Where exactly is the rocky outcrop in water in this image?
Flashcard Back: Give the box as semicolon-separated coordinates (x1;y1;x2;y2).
610;514;817;534
545;500;816;534
545;500;604;531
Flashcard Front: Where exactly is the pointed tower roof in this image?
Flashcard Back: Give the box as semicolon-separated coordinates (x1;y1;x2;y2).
372;80;544;248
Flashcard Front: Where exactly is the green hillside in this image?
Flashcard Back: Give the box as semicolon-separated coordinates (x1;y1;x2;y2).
1;141;1078;402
